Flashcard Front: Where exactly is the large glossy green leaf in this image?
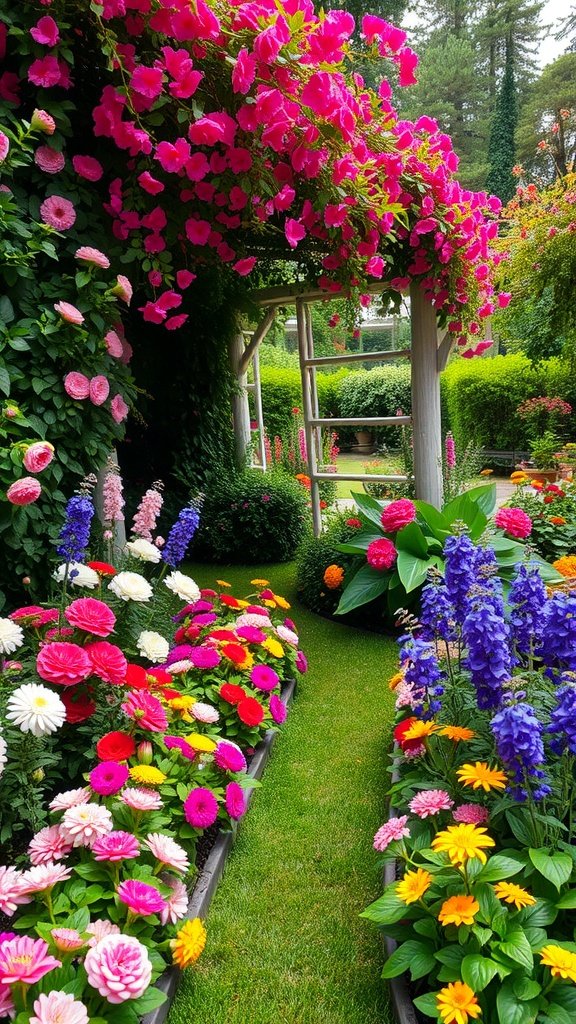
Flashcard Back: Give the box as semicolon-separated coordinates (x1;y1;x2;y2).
495;926;534;971
496;978;539;1024
335;563;389;615
414;500;451;541
335;530;379;554
461;954;500;991
350;490;385;530
395;521;430;558
360;889;410;926
397;550;439;593
476;854;525;882
529;849;573;891
463;482;497;515
381;940;436;980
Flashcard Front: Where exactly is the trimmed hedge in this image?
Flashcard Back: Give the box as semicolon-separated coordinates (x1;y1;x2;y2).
259;366;350;440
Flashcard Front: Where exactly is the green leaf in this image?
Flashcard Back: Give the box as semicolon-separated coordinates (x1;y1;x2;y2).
0;295;15;324
476;854;525;882
529;849;573;891
556;890;576;909
360;889;408;926
413;992;440;1018
434;946;466;968
396;550;437;593
512;977;541;1001
541;1004;574;1024
395;521;429;558
496;978;539;1024
130;987;167;1013
462;482;497;516
495;927;533;971
0;366;10;397
518;898;558;927
461;954;500;991
414;500;450;541
335;563;389;615
350;490;385;529
381;940;436;980
551;986;576;1013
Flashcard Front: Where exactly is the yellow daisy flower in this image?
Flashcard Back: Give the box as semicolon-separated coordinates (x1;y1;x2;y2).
539;945;576;983
216;579;232;588
403;719;438;742
436;981;481;1024
493;882;536;911
185;733;217;754
250;579;270;586
171;918;207;968
438;893;479;927
236;599;250;608
440;725;475;742
128;765;167;786
388;672;404;692
456;762;507;792
510;471;528;484
396;868;432;905
431;823;495;866
170;695;197;711
262;637;284;658
273;594;290;610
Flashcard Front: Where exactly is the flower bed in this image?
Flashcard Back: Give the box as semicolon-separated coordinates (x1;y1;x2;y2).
0;484;306;1022
363;534;576;1024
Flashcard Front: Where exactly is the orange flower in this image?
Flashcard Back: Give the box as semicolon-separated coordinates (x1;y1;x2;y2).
323;564;344;590
531;480;543;490
550;517;567;526
440;725;475;742
479;469;493;476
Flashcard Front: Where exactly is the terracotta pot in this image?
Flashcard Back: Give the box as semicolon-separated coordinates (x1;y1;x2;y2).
521;468;560;484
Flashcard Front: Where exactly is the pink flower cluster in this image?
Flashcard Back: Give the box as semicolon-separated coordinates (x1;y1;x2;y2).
494;506;532;539
380;499;416;533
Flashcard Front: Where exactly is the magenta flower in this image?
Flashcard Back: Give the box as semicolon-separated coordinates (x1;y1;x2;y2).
72;154;103;181
189;646;221;669
65;597;116;637
367;537;397;571
183;787;219;828
122;689;168;732
117;878;166;917
494;507;532;539
92;831;140;862
213;741;247;774
90;761;129;796
236;626;267;644
270;695;287;724
34;146;65;174
295;650;308;674
409;790;454;818
164;735;197;760
373;815;410;852
380;499;416;533
0;936;61;985
453;804;490;825
84;934;151;1003
250;664;280;692
225;781;247;820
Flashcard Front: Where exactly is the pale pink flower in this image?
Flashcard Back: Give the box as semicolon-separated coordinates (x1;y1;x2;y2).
235;613;272;630
89;375;110;406
0;987;14;1019
0;936;60;985
51;928;85;952
373;815;410;852
86;920;120;948
23;441;54;474
64;372;90;400
30;990;88;1024
102;469;124;524
105;330;123;358
54;301;84;325
159;875;188;925
59;803;113;847
131;483;163;540
31;109;56;134
113;275;133;304
75;246;110;269
111;394;129;424
453;804;490;825
92;831;140;862
395;681;419;709
144;833;189;874
120;787;163;812
6;477;42;505
404;744;426;759
276;624;298;646
0;865;32;916
40;195;76;230
84;934;151;1003
48;787;91;812
191;701;219;724
409;790;454;818
28;826;73;865
34;145;65;173
22;861;72;893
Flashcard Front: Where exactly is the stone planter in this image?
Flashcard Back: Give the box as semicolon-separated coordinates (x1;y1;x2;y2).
353;430;375;455
521;468;560;484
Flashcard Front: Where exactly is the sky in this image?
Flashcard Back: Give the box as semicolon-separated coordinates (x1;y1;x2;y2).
538;0;568;68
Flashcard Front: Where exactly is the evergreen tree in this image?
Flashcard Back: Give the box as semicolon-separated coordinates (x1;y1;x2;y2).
486;45;517;202
324;0;407;27
516;53;576;180
476;0;546;104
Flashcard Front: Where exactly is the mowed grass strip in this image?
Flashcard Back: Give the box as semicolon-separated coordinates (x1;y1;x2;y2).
169;561;397;1024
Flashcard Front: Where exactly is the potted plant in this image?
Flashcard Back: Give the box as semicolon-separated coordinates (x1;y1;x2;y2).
521;430;561;483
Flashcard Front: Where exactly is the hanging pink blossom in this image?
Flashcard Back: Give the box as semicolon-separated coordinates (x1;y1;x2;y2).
75;246;110;268
111;394;129;423
72;154;103;181
30;15;59;46
54;301;84;324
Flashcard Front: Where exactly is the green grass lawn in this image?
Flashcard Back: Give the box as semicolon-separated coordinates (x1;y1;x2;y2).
169;561;397;1024
333;452;403;500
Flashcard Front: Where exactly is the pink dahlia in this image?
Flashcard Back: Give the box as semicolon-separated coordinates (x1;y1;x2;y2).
48;787;90;812
214;741;247;774
75;246;110;269
64;597;116;637
121;787;163;811
54;301;84;324
0;866;32;916
28;826;73;866
225;781;247;820
30;990;88;1024
409;790;454;818
0;987;14;1019
159;875;188;925
85;640;127;685
6;477;42;505
276;624;298;646
51;928;85;952
494;507;532;539
23;441;54;474
89;375;110;406
144;833;189;874
86;920;120;948
64;372;90;400
36;642;92;687
381;499;417;533
34;145;65;174
0;936;60;985
183;787;219;829
269;694;287;724
40;195;76;230
117;878;166;917
373;815;410;852
21;862;72;893
121;690;168;731
90;761;129;796
367;537;397;571
250;664;279;692
92;831;140;862
72;155;103;181
84;933;151;1003
111;393;129;424
59;803;113;847
453;804;490;825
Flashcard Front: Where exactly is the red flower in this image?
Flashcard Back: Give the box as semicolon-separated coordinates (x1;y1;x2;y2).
220;683;246;705
86;641;128;685
222;643;248;666
220;594;241;608
366;537;397;571
209;629;238;642
96;731;137;762
125;664;149;689
87;561;117;576
237;697;265;727
393;717;423;753
346;518;362;528
61;687;96;724
146;668;173;688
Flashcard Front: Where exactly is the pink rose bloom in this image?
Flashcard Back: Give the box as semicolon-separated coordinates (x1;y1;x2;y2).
85;641;127;685
6;477;42;505
64;372;90;399
34;145;65;173
122;689;168;731
30;991;88;1024
0;937;60;985
64;597;116;637
113;275;133;304
75;246;110;269
381;499;417;533
90;761;129;796
111;394;129;424
0;132;8;163
72;154;103;181
23;441;54;474
409;789;454;818
31;109;56;134
36;642;92;687
28;826;73;866
367;537;397;571
54;301;84;325
117;878;166;917
92;831;140;862
373;815;410;852
89;375;110;406
494;507;532;539
84;934;152;1003
104;330;123;358
453;804;489;825
225;781;247;820
40;195;76;230
183;787;219;829
213;740;246;774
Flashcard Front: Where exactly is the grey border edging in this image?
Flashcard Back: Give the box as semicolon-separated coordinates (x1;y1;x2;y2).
142;677;297;1024
383;760;419;1024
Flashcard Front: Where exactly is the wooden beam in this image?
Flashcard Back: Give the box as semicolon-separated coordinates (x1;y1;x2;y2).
304;348;411;367
252;281;391;307
309;416;411;428
410;284;443;508
296;299;322;537
313;472;409;483
238;307;277;375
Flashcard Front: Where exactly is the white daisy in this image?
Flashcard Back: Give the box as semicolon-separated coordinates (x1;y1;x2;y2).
0;617;24;655
5;684;66;737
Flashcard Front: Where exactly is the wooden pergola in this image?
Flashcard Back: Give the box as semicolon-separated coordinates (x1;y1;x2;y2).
229;281;453;536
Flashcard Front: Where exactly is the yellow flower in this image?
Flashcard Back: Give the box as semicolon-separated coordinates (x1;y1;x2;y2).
494;882;536;911
236;599;250;608
396;868;433;905
251;579;270;586
403;719;438;742
323;564;344;590
216;579;231;588
437;981;482;1024
128;765;167;786
432;824;495;866
539;945;576;983
237;650;254;671
480;468;493;476
440;726;475;742
263;599;277;608
456;762;507;792
185;733;217;753
170;695;197;711
553;555;576;578
273;594;290;610
171;918;207;968
262;637;284;658
438;893;479;927
388;672;404;692
510;471;527;484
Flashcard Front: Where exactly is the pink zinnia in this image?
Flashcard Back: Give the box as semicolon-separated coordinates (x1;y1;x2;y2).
183;787;219;829
84;933;151;1003
75;246;110;269
34;145;65;174
36;642;92;687
30;990;88;1024
40;195;76;230
494;507;532;539
117;878;166;917
159;875;188;925
54;301;84;325
28;826;73;866
250;664;279;692
48;787;90;812
144;832;189;874
64;597;116;637
225;781;247;820
236;626;266;644
59;803;113;848
269;694;287;724
121;689;168;731
214;741;247;774
164;735;197;761
90;761;129;796
64;372;90;400
121;788;163;812
21;862;72;893
373;815;410;852
72;155;103;181
51;928;85;952
190;646;221;669
86;641;127;685
89;375;110;406
6;477;42;506
86;920;120;948
0;866;32;916
367;537;397;571
381;499;416;533
23;441;54;474
409;790;454;818
453;804;490;825
92;830;140;862
0;936;60;985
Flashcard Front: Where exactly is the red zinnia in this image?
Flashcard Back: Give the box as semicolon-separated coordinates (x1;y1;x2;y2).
219;683;246;705
346;518;362;528
96;731;136;762
87;561;117;576
209;629;238;642
222;643;248;666
393;717;424;753
220;595;241;608
125;664;149;690
237;697;265;727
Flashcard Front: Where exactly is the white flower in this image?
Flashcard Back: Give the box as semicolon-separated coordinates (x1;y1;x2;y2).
108;571;152;603
137;630;169;662
60;803;113;847
49;787;91;812
165;659;193;675
125;538;161;563
164;570;200;603
191;702;220;724
5;684;66;737
0;618;24;655
0;733;7;779
54;563;100;589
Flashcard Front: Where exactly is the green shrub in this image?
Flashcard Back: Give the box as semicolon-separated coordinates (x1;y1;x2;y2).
259;365;351;442
258;345;301;370
192;470;309;563
337;365;411;445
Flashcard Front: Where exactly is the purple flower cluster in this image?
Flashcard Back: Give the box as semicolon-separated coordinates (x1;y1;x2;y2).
462;582;511;710
56;495;95;563
548;676;576;755
540;593;576;673
443;535;477;622
419;580;456;642
161;502;201;568
491;702;550;801
398;635;445;717
509;563;547;657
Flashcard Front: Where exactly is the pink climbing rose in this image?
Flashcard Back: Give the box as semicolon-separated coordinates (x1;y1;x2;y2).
6;477;42;506
22;442;54;474
111;394;129;424
64;372;90;400
89;376;110;406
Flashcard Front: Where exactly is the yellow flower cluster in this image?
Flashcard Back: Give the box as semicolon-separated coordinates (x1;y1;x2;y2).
553;554;576;578
171;918;207;968
128;765;166;786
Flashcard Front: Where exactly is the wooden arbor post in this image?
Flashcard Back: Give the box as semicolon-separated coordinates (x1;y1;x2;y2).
410;283;444;508
229;309;277;469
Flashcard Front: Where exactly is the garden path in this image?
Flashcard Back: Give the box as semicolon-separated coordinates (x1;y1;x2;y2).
168;561;397;1024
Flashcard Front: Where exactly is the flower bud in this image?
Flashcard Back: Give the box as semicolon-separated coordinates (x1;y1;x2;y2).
22;577;31;586
30;109;56;134
32;768;45;783
137;741;153;764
